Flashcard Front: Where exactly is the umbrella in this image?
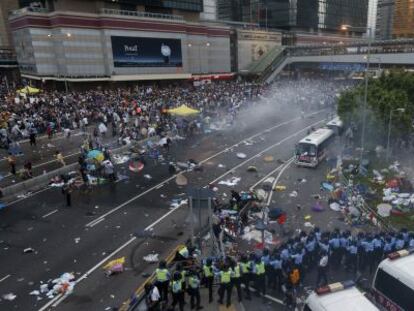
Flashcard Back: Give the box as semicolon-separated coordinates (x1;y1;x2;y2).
87;150;104;162
18;86;41;95
129;161;144;173
268;208;285;220
168;105;200;117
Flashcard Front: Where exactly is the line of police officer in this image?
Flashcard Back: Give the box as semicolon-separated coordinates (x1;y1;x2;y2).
150;228;414;310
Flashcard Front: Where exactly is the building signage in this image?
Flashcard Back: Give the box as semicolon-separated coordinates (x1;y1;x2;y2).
111;36;182;67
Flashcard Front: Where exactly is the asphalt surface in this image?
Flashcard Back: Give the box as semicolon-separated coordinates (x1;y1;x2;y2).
0;103;332;311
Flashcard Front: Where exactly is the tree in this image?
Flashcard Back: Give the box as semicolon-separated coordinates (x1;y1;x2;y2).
338;71;414;148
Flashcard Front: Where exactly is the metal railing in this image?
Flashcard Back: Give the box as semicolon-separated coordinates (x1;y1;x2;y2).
10;7;49;16
100;8;184;21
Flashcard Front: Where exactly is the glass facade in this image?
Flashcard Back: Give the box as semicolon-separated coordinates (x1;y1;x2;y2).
218;0;368;33
106;0;204;12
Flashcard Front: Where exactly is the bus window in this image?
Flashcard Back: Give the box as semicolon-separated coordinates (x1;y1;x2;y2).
296;143;317;157
374;268;414;311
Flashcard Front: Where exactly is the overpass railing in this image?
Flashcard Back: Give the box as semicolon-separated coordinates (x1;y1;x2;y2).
287;38;414;57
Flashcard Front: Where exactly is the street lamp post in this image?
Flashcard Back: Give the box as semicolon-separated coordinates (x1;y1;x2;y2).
341;25;372;169
386;108;405;162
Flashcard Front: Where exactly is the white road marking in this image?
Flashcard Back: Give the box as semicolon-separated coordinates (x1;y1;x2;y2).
266;158;295;206
249;160;290;190
0;274;11;283
85;117;325;228
37;116;325;311
38;236;137;311
87;217;105;228
41;209;58;219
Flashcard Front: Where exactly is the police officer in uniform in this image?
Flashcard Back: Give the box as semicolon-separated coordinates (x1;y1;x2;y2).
188;270;203;310
254;257;266;296
218;264;233;307
231;259;243;302
202;258;214;303
239;254;252;300
171;272;185;311
155;260;170;302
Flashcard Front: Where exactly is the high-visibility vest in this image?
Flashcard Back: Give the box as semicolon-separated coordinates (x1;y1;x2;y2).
221;271;231;284
240;262;250;274
179;247;189;257
180;271;186;284
232;265;241;278
203;265;213;277
172;280;182;293
256;262;265;275
189;276;200;289
156;268;169;282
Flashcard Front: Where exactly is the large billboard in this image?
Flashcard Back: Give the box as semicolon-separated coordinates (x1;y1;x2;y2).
111;36;182;68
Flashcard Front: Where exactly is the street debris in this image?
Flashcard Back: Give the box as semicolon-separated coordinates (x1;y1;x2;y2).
32;272;76;300
170;199;188;209
175;174;188;186
236;152;247;159
103;257;125;276
274;185;286;191
247;166;257;172
289;191;298;198
129;161;144;173
218;177;241;187
2;293;17;301
23;247;34;254
143;253;159;263
112;154;130;165
144;174;152;180
263;155;274;162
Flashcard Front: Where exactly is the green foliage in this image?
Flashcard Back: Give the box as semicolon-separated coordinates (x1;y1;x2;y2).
338;71;414;145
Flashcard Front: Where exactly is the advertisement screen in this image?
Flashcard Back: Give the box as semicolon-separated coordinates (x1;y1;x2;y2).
111;36;182;68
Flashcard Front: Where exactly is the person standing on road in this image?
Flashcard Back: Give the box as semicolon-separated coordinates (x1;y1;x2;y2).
144;283;161;311
231;258;243;302
155;260;170;303
239;254;252;300
56;151;66;166
62;180;73;207
254;257;266;297
187;270;203;310
7;154;16;175
171;272;185;311
202;258;214;303
29;128;36;147
218;264;233;308
316;251;329;287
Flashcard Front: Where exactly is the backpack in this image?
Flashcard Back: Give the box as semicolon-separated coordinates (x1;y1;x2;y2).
289;268;300;285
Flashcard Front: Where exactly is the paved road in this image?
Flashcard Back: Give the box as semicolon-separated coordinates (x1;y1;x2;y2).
0;104;329;311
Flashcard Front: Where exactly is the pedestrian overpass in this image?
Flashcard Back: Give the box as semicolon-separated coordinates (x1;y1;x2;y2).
244;39;414;83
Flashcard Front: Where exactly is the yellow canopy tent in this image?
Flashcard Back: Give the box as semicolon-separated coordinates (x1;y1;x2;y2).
18;86;41;95
168;104;200;117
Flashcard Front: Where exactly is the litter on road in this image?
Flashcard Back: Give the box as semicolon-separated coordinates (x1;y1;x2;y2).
143;253;159;263
2;293;17;301
218;177;241;187
236;152;247;159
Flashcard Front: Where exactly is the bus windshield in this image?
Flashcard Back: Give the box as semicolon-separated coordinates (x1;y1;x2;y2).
296;143;317;157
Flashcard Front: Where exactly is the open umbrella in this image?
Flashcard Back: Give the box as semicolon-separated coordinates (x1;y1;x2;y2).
18;86;41;95
87;150;104;162
168;105;200;117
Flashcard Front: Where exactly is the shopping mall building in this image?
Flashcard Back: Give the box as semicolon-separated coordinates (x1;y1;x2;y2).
9;0;281;85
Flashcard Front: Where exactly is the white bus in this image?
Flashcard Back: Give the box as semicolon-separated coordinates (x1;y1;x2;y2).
295;128;335;167
304;280;379;311
326;117;344;135
372;248;414;311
